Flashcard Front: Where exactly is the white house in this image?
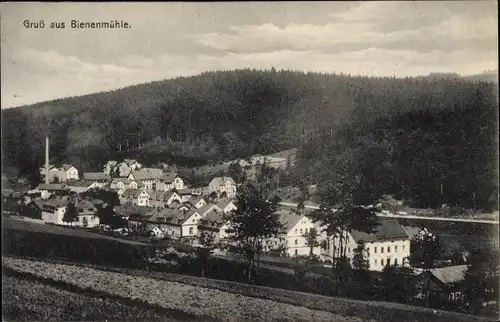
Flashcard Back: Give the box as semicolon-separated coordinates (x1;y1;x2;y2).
320;218;411;271
74;199;100;228
191;187;209;196
138;207;203;239
41;198;70;224
148;191;182;208
198;208;230;244
180;208;204;238
216;200;237;214
270;210;320;257
121;189;151;207
60;164;79;182
197;203;223;219
208;177;237;198
187;196;207;209
40;197;99;227
40;164;79;183
156;172;184;191
115;159;142;177
82;172;111;187
110;178;143;195
128;169;163;190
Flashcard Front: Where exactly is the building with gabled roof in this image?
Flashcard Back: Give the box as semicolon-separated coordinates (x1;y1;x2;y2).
67;180;100;194
129;207;202;239
197;207;231;244
103;160;118;175
187;196;207;209
267;209;319;257
37;183;70;199
197;203;223;219
216;200;237;214
320;218;411;271
82;172;111;186
39;164;79;183
120;189;151;207
148;190;182;208
414;265;469;305
208;176;237;198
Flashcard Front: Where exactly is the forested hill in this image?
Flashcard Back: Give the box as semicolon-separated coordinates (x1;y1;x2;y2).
1;69;498;210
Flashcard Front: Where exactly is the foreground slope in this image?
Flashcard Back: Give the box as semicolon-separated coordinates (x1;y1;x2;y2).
3;257;493;322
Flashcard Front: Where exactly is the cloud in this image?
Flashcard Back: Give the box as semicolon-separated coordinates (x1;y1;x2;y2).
1;2;497;109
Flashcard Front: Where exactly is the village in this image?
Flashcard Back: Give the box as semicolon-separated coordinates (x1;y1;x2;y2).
2;137;489;312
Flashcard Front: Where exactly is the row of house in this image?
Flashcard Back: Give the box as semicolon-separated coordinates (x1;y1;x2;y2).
125;199;237;240
28;196;101;228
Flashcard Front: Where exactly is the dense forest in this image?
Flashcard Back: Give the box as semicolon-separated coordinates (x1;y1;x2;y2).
1;69;498;210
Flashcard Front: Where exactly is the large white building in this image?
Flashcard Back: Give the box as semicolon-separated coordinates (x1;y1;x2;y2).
270;210;321;257
320;218;411;271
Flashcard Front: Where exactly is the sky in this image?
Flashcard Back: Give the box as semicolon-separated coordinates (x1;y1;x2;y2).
0;1;498;109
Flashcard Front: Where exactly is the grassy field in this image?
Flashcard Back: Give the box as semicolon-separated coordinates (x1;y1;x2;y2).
4;257;493;322
2;216;146;246
3;257;362;322
2;275;199;321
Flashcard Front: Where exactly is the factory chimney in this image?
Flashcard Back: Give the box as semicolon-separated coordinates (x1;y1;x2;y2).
45;135;49;184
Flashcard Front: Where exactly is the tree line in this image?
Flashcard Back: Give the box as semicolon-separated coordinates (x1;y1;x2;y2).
2;69;497;210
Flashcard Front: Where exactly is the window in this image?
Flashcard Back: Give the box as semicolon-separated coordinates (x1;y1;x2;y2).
295;249;298;255
300;228;303;233
394;258;398;265
305;228;308;233
387;246;390;253
402;245;405;251
366;247;370;254
395;245;398;252
374;259;377;265
387;258;390;265
295;229;298;234
381;259;384;266
189;227;193;234
374;247;377;253
381;247;384;253
295;239;298;245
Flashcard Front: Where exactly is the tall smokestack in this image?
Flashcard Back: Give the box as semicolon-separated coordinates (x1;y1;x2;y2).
45;135;49;184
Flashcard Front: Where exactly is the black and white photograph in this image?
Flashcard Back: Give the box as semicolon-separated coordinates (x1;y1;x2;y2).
1;2;499;321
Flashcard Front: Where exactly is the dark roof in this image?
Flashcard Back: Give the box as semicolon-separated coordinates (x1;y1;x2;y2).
277;209;304;233
431;265;468;284
210;177;236;186
402;225;421;239
187;196;205;206
115;204;154;217
67;180;93;187
217;200;236;210
197;203;221;216
62;164;76;171
177;188;192;195
83;172;110;181
37;183;68;191
350;219;409;243
199;209;227;229
160;172;179;183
